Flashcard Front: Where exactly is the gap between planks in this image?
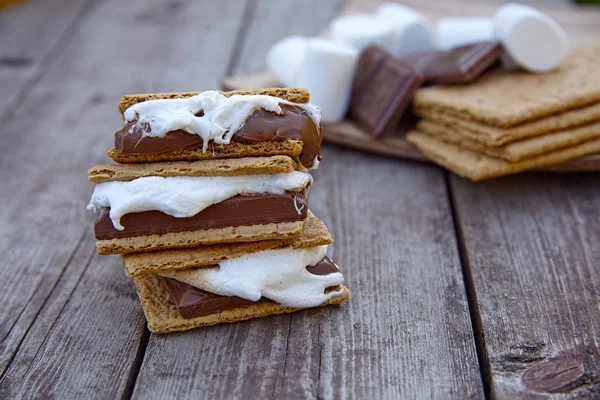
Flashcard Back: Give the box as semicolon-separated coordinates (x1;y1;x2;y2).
0;226;91;379
445;171;494;400
118;3;256;397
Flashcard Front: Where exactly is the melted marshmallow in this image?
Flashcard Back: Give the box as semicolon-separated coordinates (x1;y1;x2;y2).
160;245;344;308
87;172;311;230
123;91;322;152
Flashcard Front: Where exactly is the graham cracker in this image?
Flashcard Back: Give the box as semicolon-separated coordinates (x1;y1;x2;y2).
88;155;297;183
406;130;600;181
415;101;600;146
118;87;310;117
97;220;304;255
122;213;331;277
133;274;349;333
413;48;600;128
106;140;303;164
417;119;600;162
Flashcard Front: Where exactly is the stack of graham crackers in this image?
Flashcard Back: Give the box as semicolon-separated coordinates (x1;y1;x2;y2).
407;48;600;181
87;88;349;334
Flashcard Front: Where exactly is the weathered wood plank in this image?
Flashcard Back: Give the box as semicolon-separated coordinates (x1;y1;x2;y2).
450;173;600;398
132;1;483;398
0;0;96;119
0;0;245;397
274;148;484;399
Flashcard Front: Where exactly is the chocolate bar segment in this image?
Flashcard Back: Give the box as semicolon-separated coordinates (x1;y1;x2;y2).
94;191;308;240
163;277;258;319
416;42;501;85
349;46;423;137
115;104;322;169
402;50;444;76
163;256;341;319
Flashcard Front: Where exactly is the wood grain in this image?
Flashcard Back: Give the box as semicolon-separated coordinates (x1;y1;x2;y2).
450;173;600;398
132;1;483;398
0;0;245;397
0;0;96;119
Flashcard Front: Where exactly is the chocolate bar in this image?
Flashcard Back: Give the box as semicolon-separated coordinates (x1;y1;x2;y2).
404;42;501;85
349;46;423;137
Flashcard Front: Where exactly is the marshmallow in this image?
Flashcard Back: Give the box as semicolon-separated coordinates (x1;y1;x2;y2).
122;90;321;152
330;14;395;53
87;172;312;230
437;17;495;51
494;3;567;72
266;36;309;86
295;38;358;123
161;245;345;308
375;3;434;57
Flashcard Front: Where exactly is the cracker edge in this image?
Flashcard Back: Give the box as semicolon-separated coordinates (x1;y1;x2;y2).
133;274;350;334
97;220;304;255
118;88;310;116
88;155;298;183
122;214;331;276
105;140;304;164
406;130;600;181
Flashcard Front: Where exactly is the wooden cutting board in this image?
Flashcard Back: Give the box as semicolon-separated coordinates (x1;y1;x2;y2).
220;0;600;173
220;72;600;172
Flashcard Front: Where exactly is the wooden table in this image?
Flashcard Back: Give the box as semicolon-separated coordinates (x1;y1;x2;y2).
0;0;598;398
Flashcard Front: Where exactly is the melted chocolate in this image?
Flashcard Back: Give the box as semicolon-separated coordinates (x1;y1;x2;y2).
94;191;308;240
115;104;322;168
163;256;340;319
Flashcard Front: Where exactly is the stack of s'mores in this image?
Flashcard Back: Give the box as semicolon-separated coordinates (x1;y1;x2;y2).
407;48;600;181
87;88;349;333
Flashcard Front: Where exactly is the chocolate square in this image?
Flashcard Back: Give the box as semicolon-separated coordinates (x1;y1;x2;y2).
421;42;501;85
349;46;423;137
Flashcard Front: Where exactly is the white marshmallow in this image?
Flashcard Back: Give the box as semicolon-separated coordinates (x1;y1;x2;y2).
266;36;309;86
330;14;395;53
161;245;345;308
494;3;567;72
295;38;358;123
122;90;321;152
437;17;495;51
87;172;312;230
375;3;434;57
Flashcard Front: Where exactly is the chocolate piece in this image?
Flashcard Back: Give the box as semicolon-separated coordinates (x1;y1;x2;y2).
163;256;340;319
417;42;501;85
402;50;444;76
306;256;340;275
349;46;423;137
94;191;308;240
351;45;388;100
163;277;258;319
115;104;322;168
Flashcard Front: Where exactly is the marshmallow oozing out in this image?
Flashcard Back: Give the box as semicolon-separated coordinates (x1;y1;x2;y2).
87;172;312;230
160;245;345;308
122;90;321;152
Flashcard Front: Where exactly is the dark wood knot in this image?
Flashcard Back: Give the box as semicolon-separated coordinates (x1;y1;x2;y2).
522;355;583;393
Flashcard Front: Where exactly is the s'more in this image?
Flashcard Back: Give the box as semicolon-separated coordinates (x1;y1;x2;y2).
86;88;349;333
